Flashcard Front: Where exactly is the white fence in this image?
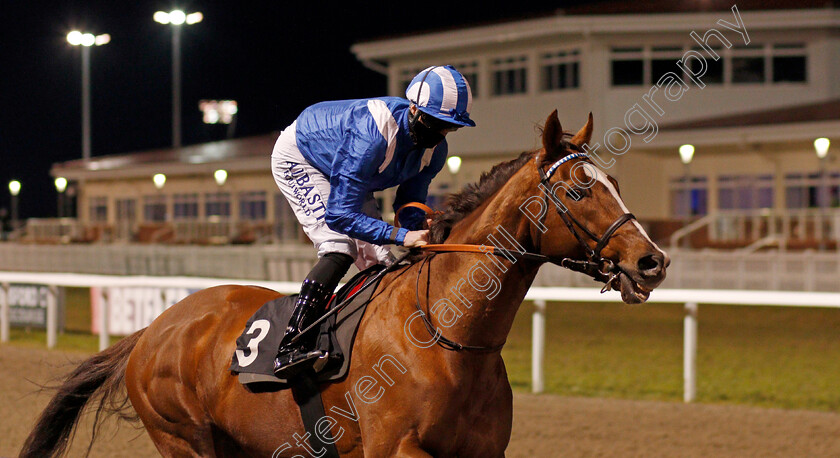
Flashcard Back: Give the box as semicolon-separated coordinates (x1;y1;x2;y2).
661;248;840;291
1;271;839;403
3;243;840;292
0;243;318;281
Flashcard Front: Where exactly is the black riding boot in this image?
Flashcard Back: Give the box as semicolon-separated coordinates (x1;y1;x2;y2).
274;252;353;379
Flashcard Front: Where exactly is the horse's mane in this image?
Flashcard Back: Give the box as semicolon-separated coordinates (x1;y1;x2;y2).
426;130;578;244
427;150;535;244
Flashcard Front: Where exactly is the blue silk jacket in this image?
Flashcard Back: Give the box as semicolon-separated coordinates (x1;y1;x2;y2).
294;97;446;245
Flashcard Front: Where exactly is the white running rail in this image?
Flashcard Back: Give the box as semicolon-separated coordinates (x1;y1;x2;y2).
1;271;838;403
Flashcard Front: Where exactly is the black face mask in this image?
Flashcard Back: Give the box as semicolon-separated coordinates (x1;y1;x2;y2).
409;112;452;149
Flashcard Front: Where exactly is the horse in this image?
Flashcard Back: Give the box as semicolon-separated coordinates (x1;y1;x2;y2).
22;110;668;457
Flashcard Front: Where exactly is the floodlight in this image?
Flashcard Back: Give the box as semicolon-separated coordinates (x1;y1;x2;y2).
9;180;21;196
814;138;830;159
153;173;167;189
67;31;83;45
214;169;228;186
679;144;695;165
55;177;68;193
447;156;462;174
169;10;186;25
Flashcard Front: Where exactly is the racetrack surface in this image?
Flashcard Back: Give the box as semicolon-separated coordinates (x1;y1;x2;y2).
2;345;838;457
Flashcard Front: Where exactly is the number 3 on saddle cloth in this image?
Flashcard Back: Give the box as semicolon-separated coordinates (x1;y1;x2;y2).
229;264;386;386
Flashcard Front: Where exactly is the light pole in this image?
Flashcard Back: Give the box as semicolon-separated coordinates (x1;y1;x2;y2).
54;177;68;218
8;180;20;237
814;137;830;250
67;31;110;161
154;10;203;148
679;144;695;248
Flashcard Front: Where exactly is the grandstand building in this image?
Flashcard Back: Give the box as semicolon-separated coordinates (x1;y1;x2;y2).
46;2;839;252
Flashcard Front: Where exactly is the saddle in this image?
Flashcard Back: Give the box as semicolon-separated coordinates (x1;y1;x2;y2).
229;264;386;386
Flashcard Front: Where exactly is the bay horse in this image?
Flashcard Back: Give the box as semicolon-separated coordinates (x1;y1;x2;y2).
22;111;668;457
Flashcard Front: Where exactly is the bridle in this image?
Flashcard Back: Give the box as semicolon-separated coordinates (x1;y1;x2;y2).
535;149;636;290
403;148;637;353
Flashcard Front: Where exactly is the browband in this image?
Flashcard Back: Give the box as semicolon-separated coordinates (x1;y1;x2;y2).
542;152;588;181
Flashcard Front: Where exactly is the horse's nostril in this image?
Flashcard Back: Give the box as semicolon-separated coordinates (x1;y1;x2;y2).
637;253;662;274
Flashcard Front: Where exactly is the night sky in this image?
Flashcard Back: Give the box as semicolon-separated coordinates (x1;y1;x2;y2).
1;1;591;219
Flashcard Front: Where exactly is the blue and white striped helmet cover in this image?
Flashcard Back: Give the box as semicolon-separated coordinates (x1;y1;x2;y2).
405;65;476;127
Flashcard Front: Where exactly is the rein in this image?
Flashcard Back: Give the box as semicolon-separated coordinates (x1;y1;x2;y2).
412;255;506;353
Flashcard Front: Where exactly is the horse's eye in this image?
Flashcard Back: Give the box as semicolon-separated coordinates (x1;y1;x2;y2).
566;188;584;201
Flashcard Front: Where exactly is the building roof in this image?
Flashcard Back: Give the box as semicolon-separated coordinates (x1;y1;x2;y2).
353;1;838;48
352;5;839;61
561;0;836;16
51;134;278;180
661;99;840;130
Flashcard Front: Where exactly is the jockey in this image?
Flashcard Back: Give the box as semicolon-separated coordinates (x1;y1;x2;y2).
271;65;475;378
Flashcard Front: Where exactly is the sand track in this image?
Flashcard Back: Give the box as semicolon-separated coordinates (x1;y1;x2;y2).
2;346;838;457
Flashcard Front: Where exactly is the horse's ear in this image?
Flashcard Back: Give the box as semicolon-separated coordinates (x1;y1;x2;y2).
570;112;594;147
541;110;564;163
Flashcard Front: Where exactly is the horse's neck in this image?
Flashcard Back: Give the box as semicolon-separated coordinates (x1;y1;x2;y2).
425;167;542;347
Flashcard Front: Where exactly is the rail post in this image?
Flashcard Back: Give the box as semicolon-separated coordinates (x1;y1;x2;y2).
46;285;58;349
684;302;698;402
532;300;546;394
99;288;110;351
0;282;9;343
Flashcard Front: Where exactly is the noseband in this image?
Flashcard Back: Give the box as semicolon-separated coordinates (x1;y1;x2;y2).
536;151;636;289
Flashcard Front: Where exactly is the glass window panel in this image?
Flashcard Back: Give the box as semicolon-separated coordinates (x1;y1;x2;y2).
651;59;680;86
773;56;806;82
239;191;267;221
611;60;643;86
173;193;198;220
143;195;167;222
491;56;528;95
732;56;765;83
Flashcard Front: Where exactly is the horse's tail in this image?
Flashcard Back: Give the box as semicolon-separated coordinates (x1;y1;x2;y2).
20;328;146;458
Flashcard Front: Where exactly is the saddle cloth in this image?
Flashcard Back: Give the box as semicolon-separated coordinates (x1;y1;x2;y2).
229;264;385;386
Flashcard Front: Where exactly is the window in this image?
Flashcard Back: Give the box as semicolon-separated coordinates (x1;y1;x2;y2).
611;47;644;86
650;47;683;87
205;192;231;219
609;43;805;87
670;176;708;217
540;50;580;91
718;175;774;210
173;193;199;220
731;45;765;83
690;46;724;84
772;44;806;83
491;56;528;95
89;196;108;222
239;191;267;221
115;199;136;222
144;195;167;222
785;172;840;209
